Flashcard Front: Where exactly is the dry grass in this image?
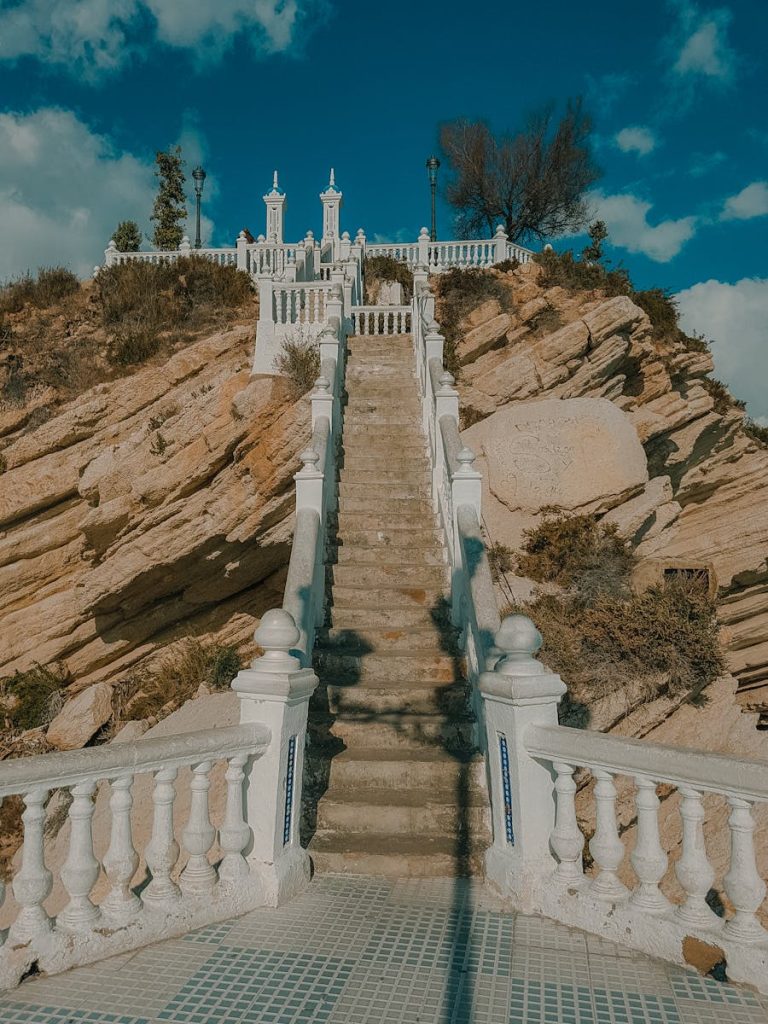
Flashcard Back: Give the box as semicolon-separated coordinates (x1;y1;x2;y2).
0;663;70;734
435;268;512;376
274;329;320;397
0;267;80;315
508;511;724;714
122;639;241;722
364;255;414;304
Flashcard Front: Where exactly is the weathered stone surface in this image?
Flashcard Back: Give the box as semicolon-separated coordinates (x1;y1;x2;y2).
457;313;512;365
46;682;114;750
463;398;648;548
604;476;679;543
582;294;646;345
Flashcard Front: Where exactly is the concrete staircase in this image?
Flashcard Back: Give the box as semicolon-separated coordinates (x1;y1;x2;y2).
307;333;490;877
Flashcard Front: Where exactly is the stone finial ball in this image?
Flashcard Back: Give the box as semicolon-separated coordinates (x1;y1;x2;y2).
300;448;320;466
419;226;430;237
439;370;455;387
254;609;300;653
457;447;475;466
495;615;543;659
342;231;350;240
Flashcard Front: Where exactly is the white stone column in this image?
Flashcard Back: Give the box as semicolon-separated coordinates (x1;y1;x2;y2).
104;239;118;267
417;227;430;267
252;273;277;374
236;231;248;271
179;235;191;257
263;171;286;244
232;609;318;905
480;615;566;911
320;169;343;260
493;224;509;264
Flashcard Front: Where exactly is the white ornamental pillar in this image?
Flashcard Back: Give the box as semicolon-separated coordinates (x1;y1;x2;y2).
480;615;566;911
264;171;286;243
232;609;318;905
418;226;430;267
236;230;249;271
105;239;118;267
493;224;509;264
320;169;343;260
252;274;277;374
179;235;191;256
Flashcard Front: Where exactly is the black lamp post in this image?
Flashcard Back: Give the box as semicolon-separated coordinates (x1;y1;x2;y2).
426;155;440;242
192;165;207;249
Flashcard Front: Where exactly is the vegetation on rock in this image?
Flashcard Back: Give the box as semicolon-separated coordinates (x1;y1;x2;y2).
275;329;321;396
435;267;512;375
0;267;80;314
0;663;70;733
508;511;725;717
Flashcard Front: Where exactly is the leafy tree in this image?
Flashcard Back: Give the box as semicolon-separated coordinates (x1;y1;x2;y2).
112;220;142;252
439;99;600;243
150;147;187;250
581;220;608;262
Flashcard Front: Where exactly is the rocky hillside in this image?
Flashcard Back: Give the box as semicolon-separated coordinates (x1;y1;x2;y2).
447;258;768;714
0;273;307;758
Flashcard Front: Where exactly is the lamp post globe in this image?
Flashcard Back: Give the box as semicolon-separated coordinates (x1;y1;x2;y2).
426;155;440;242
192;166;207;249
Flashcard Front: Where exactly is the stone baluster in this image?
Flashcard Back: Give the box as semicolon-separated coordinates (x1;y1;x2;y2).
551;762;584;885
589;770;629;901
723;796;767;941
629;776;670;913
8;787;52;943
59;781;101;931
102;774;141;922
675;786;719;926
144;767;181;906
180;761;216;896
219;753;251;886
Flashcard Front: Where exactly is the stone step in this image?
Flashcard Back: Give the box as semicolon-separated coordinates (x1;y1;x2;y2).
338;468;429;488
317;712;474;748
341;440;427;457
344;384;418;398
317;625;459;654
334;545;445;566
336;511;437;534
345;397;421;412
339;454;429;472
345;370;416;381
343;423;423;438
314;650;458;684
327;747;484;787
326;683;467;716
308;832;486;877
315;786;488;835
336;495;433;516
328;563;447;589
328;604;447;630
338;478;430;498
334;528;443;549
331;584;444;611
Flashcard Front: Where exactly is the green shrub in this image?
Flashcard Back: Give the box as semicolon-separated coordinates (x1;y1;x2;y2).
493;258;520;273
0;267;79;314
364;255;414;304
681;331;711;354
96;257;252;366
516;510;635;596
435;268;512;376
702;377;745;415
744;418;768;445
487;541;515;582
527;302;563;335
632;288;679;340
533;248;631;298
113;220;142;253
0;663;70;732
274;330;320;396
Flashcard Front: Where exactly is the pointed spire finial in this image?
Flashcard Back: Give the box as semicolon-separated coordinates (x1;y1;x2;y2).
329;167;335;188
273;169;278;191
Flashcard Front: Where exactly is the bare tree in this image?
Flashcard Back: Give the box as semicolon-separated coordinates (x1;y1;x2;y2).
439;99;600;243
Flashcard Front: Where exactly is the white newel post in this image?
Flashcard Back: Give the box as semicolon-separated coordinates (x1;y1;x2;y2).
236;231;248;271
179;235;191;257
105;240;118;267
326;285;344;335
480;615;566;911
493;224;509;264
253;273;277;374
232;609;318;905
418;227;430;267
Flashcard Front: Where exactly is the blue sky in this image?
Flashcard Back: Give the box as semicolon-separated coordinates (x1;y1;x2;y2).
0;0;766;417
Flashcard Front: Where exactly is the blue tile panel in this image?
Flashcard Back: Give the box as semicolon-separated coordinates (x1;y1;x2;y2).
283;733;297;845
499;732;515;844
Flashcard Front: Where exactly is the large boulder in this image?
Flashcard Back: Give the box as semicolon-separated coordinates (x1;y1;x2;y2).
462;397;648;547
46;681;113;750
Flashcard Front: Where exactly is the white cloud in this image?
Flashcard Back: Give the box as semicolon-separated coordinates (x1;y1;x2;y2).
615;126;657;157
676;277;768;420
721;181;768;221
588;191;697;262
0;0;324;78
669;1;736;83
0;108;216;280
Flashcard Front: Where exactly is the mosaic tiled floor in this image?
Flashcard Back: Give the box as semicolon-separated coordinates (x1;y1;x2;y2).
1;875;767;1024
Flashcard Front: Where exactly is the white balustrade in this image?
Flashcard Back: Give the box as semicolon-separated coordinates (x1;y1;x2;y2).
351;305;411;335
629;776;670;913
589;770;629;901
273;283;333;326
0;723;271;989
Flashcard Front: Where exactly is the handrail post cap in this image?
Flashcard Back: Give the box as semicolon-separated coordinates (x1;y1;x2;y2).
251;609;301;669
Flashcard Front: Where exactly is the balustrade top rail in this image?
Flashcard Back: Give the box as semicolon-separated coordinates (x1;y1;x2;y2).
526;722;768;802
0;723;269;798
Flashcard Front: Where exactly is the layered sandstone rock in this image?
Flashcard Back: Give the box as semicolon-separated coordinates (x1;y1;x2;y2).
0;325;306;717
455;261;768;697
